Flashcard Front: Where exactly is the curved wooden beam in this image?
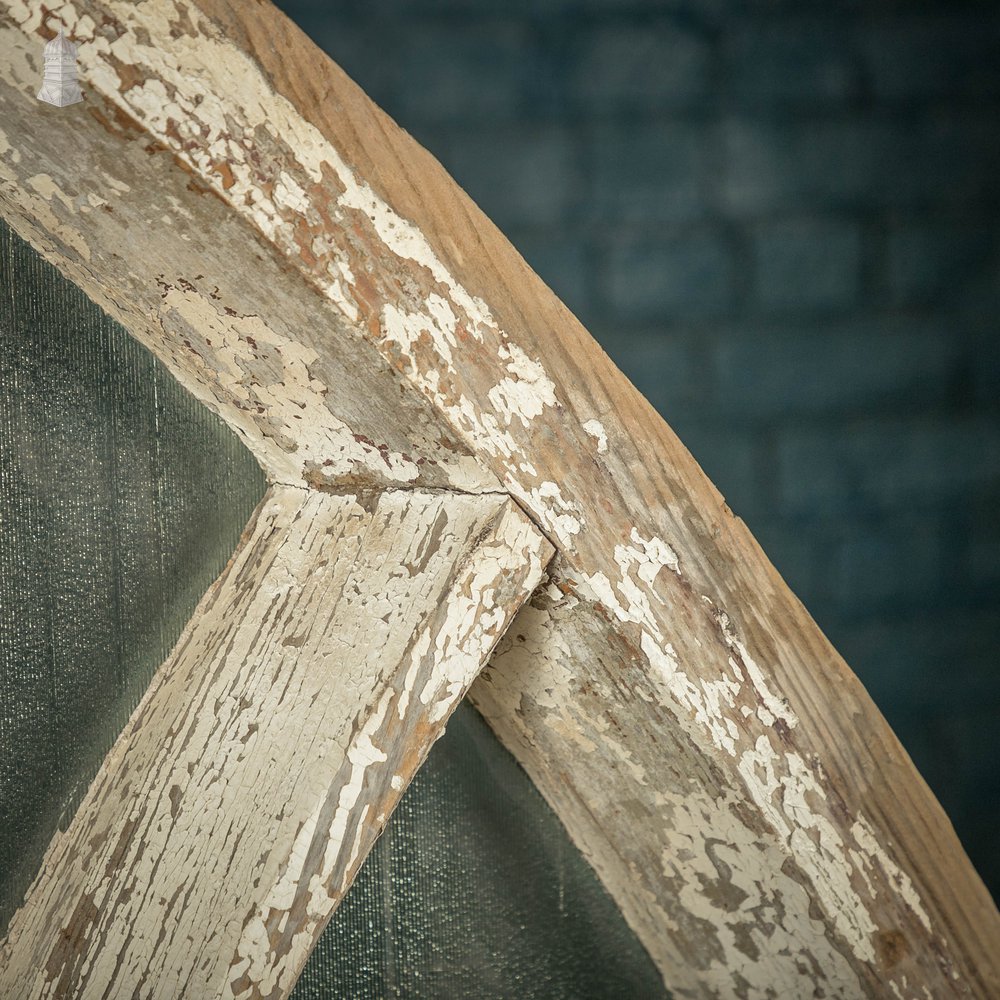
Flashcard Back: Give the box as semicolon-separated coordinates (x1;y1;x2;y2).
0;2;997;997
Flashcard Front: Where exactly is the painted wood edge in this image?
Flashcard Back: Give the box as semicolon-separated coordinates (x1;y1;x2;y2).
162;10;999;999
0;14;500;496
0;484;552;999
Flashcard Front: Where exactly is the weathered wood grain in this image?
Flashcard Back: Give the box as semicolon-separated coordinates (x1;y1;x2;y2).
0;2;997;998
0;486;551;999
0;14;498;496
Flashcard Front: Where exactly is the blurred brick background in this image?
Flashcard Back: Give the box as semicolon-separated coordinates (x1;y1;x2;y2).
274;0;1000;899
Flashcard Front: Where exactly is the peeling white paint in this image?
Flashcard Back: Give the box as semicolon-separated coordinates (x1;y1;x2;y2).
27;172;72;210
417;502;548;723
715;607;797;732
505;478;582;546
337;176;495;342
852;817;933;934
486;341;559;427
477;591;861;998
0;485;548;1000
11;0;580;552
737;734;878;963
582;418;608;453
0;6;958;996
159;285;424;485
381;295;461;367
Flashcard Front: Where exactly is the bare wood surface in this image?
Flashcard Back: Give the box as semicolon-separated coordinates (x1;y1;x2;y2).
0;2;997;998
0;485;551;999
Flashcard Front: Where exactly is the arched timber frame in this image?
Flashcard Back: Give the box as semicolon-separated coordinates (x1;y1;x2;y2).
0;3;997;998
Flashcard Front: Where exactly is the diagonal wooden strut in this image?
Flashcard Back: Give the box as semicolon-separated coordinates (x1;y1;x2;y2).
0;487;551;999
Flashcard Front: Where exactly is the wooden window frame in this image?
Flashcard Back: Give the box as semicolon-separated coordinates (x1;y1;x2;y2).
0;3;997;997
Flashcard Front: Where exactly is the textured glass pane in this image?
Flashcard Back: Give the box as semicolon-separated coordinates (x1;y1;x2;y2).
0;216;666;997
0;217;267;932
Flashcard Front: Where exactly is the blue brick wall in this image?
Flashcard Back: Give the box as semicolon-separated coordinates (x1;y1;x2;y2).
276;0;1000;900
